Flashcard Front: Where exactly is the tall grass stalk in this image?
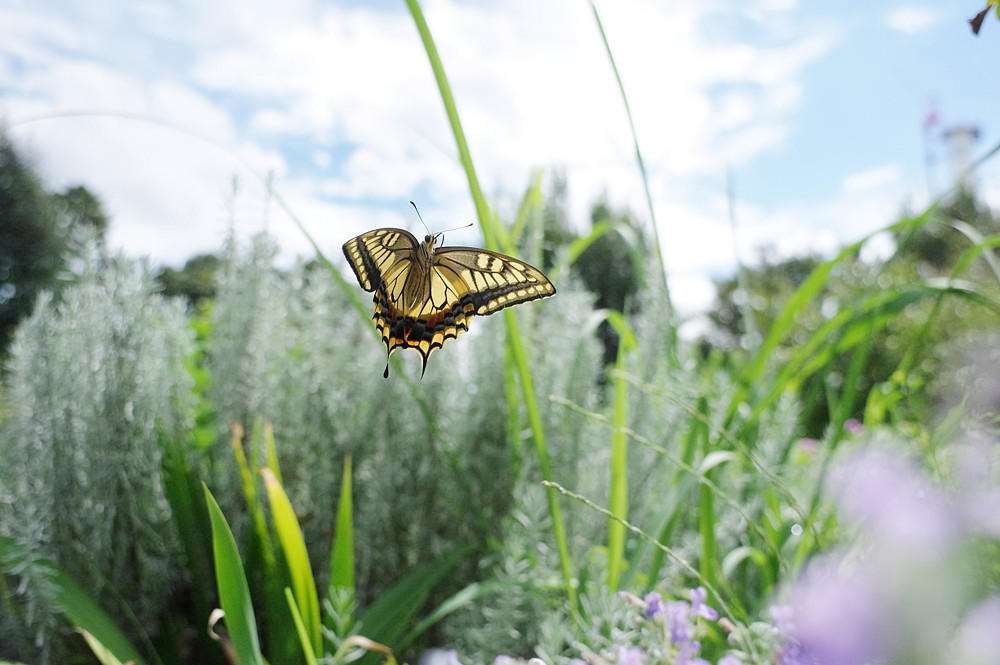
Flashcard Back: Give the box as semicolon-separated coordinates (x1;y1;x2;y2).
403;0;577;613
588;0;675;341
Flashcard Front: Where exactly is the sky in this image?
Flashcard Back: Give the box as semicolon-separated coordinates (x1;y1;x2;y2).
2;0;999;321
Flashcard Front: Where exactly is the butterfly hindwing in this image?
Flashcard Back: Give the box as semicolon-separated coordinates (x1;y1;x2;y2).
343;227;555;377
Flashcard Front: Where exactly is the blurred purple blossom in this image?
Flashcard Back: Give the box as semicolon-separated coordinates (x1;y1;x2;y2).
842;418;864;435
491;657;519;665
952;597;1000;664
615;645;645;665
674;640;708;665
643;591;663;619
664;600;693;644
689;587;718;621
778;442;1000;664
796;438;820;454
833;450;959;553
786;557;887;665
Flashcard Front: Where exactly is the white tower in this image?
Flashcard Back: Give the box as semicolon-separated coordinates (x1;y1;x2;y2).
943;125;980;192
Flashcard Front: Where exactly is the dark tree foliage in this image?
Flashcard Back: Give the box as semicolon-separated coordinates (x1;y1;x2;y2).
0;133;66;355
573;200;645;367
894;188;998;271
156;253;220;306
54;185;110;238
0;132;110;356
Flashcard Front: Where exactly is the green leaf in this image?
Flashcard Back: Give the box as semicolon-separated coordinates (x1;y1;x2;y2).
329;455;356;594
284;588;319;665
78;629;127;665
203;485;266;665
699;451;738;474
396;578;506;652
261;468;322;657
358;544;474;648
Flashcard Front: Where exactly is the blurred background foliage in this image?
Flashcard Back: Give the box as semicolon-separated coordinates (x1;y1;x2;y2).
1;111;998;665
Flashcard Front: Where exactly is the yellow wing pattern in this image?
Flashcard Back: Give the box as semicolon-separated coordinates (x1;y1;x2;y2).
343;228;556;377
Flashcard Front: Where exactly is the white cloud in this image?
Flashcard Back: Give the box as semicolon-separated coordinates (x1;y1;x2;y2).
1;0;834;298
840;164;902;195
885;7;941;34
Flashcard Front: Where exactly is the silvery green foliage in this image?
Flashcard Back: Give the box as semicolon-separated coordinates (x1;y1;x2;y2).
0;252;194;662
204;231;606;601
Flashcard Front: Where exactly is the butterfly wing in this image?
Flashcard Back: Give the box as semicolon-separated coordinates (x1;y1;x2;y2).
434;247;556;315
342;228;420;293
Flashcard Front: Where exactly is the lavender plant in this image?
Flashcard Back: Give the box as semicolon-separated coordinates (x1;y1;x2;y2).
0;249;194;663
202;229;606;606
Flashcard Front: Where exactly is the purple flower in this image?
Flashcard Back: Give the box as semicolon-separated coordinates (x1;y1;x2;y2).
843;418;864;435
675;640;708;665
689;587;718;621
615;645;645;665
643;591;663;619
785;557;887;665
952;597;1000;663
717;656;743;665
422;650;463;665
796;438;819;454
664;600;693;644
834;450;958;553
491;657;518;665
769;605;794;635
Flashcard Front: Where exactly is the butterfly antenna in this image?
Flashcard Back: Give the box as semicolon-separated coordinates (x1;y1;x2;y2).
410;201;431;236
410;201;472;239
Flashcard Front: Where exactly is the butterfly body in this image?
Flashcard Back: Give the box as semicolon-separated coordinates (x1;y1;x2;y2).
343;227;555;377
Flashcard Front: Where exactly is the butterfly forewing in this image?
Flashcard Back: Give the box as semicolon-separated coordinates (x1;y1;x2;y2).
342;228;420;293
435;248;556;315
343;227;555;377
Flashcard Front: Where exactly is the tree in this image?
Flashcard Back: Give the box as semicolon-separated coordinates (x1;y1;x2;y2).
155;253;220;306
0;132;67;355
0;131;111;355
572;200;646;367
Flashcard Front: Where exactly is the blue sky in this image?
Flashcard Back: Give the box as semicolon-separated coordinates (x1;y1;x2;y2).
2;0;998;320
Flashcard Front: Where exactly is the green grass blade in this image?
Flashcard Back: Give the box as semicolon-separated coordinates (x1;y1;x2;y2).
261;468;322;657
394;579;506;653
77;629;128;665
329;455;356;594
603;310;637;590
284;588;319;665
358;544;473;648
588;0;674;329
404;0;576;612
510;168;544;249
203;486;266;665
160;434;216;653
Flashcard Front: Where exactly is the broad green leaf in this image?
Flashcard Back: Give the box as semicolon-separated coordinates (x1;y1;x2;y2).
395;579;506;652
78;629;126;665
261;468;322;657
359;544;473;647
329;455;356;594
204;485;265;665
284;588;319;665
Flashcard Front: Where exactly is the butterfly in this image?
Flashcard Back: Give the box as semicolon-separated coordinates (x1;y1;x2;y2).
343;218;556;378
